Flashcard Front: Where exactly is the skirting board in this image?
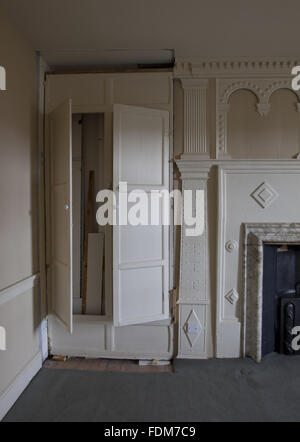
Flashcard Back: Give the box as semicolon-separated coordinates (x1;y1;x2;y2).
39;319;49;362
0;352;42;421
176;355;208;360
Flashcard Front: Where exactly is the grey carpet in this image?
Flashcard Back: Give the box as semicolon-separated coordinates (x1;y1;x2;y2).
3;353;300;422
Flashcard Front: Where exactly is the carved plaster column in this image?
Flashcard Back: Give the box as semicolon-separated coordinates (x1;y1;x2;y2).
176;161;210;359
216;103;230;159
181;79;209;158
176;77;211;358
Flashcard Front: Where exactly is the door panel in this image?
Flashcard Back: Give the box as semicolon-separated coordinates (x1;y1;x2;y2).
119;266;165;325
113;104;170;327
50;99;73;333
118;111;164;185
120;225;163;264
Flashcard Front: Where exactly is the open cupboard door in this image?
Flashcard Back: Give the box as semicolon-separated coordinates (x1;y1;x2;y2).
50;99;73;333
113;104;170;327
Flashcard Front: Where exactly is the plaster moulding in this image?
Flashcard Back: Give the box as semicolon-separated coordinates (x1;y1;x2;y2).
250;181;279;209
174;58;300;79
225;289;239;306
175;160;210;180
175;58;300;160
225;240;239;253
256;103;271;117
217;78;300;105
216;77;300;157
183;309;203;348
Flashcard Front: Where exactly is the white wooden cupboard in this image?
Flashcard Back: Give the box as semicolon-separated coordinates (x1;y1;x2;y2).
45;72;175;360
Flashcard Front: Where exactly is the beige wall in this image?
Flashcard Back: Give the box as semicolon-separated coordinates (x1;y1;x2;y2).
0;9;40;399
227;89;300;159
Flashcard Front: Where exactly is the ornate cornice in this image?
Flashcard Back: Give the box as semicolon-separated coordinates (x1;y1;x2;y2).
174;57;300;79
217;77;300;105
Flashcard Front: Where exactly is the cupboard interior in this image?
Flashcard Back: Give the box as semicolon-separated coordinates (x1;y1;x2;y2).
72;113;112;318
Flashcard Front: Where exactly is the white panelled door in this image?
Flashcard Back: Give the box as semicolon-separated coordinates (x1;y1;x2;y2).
113;104;170;327
50;99;73;333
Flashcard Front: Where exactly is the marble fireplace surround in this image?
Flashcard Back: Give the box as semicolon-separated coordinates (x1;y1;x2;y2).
243;223;300;362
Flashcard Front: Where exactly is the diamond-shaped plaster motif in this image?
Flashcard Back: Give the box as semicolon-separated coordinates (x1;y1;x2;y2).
183;310;203;348
251;182;278;209
225;289;239;305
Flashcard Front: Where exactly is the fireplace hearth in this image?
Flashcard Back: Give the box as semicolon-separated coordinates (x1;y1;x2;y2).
279;291;300;356
262;244;300;357
243;223;300;362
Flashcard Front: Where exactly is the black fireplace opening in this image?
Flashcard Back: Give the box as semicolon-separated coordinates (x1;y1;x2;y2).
262;244;300;358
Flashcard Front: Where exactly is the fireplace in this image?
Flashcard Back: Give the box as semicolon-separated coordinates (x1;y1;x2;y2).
262;244;300;357
243;223;300;362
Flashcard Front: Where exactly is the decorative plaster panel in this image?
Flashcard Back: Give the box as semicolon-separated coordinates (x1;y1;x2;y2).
216;77;300;157
225;240;239;253
179;304;207;358
217;78;300;106
225;289;239;306
183;309;203;348
250;182;279;209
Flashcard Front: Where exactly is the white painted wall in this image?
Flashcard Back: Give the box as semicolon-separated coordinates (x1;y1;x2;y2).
0;8;41;419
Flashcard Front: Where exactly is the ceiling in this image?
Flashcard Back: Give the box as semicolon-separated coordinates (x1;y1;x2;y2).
1;0;299;69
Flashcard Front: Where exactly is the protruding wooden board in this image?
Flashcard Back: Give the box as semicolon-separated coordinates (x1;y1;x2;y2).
86;233;104;315
82;170;95;314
